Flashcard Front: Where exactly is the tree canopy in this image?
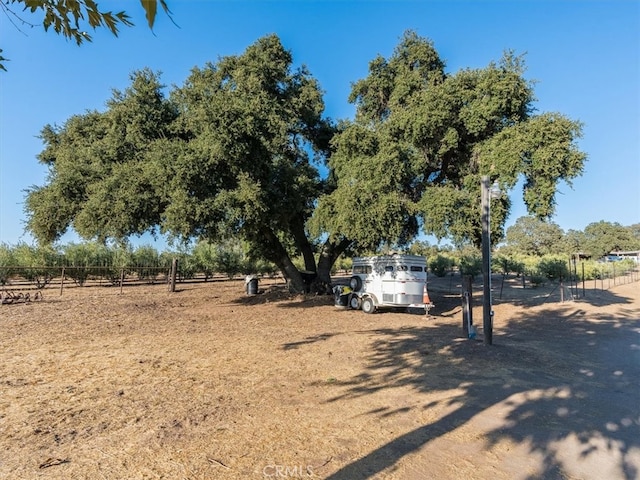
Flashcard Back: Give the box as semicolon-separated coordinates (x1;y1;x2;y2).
26;35;336;291
25;32;587;292
501;219;640;259
582;221;640;259
314;32;585;251
0;0;170;70
503;216;564;256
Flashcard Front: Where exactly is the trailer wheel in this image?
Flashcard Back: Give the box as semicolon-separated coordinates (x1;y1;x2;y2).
362;297;376;314
349;276;363;292
349;294;362;310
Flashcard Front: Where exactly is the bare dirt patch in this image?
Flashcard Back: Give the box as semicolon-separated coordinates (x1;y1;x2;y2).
1;275;639;479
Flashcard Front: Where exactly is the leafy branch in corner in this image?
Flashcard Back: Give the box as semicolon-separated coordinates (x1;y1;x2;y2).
0;0;172;71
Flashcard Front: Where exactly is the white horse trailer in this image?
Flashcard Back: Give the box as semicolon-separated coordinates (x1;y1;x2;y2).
348;254;433;314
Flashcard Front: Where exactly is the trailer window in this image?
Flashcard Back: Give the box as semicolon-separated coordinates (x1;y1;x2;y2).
384;266;394;272
353;265;372;274
410;266;423;272
397;265;408;271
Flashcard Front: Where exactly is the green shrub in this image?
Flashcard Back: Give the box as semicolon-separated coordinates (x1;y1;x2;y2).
332;256;352;275
62;242;114;286
191;241;217;280
254;258;279;277
529;274;547;287
0;243;15;285
493;255;525;277
132;245;164;283
459;255;482;279
538;256;570;281
12;243;61;288
429;254;453;277
214;242;244;279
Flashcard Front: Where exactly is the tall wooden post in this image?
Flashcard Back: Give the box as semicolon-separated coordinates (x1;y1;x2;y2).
169;258;178;293
59;267;65;296
461;275;473;334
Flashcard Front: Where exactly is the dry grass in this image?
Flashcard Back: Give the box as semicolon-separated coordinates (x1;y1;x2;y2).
1;276;639;479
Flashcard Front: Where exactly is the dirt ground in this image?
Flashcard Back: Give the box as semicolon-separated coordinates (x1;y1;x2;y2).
1;273;638;480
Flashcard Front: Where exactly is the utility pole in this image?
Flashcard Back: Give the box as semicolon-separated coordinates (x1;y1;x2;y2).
481;176;493;345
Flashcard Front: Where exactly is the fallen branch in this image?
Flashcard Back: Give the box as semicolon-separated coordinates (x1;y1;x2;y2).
207;457;231;469
39;457;70;469
314;456;333;469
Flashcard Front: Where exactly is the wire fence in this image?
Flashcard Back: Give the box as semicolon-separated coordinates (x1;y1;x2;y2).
1;265;170;290
0;263;285;301
574;267;640;296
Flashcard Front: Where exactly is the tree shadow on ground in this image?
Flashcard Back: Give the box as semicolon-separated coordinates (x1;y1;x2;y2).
282;333;338;350
429;273;636;311
320;293;640;479
229;283;336;308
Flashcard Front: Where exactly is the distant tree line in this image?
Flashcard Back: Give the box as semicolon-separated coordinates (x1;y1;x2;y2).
407;218;640;286
499;218;640;259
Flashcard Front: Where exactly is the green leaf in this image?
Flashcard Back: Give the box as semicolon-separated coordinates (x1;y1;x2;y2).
158;0;171;15
140;0;157;28
0;48;8;72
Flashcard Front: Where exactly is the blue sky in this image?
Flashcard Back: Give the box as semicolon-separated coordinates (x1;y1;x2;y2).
1;0;638;248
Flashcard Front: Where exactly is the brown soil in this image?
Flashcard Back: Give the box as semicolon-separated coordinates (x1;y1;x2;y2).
1;274;639;479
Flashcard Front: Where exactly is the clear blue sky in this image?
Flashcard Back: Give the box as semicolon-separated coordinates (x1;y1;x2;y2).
1;0;638;248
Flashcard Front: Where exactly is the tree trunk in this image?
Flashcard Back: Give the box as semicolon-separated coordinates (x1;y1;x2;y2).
461;274;473;334
260;226;351;295
290;217;317;274
316;237;352;287
260;227;306;293
280;260;306;293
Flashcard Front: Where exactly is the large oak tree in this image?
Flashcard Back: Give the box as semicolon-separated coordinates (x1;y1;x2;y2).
315;32;585;252
27;35;337;292
25;32;587;292
582;221;640;259
503;216;564;257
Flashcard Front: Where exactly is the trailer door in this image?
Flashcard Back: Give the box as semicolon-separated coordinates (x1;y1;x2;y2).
381;265;397;304
395;265;411;305
397;264;427;305
381;264;412;305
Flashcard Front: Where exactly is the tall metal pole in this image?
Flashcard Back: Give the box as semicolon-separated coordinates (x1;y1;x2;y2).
481;176;493;345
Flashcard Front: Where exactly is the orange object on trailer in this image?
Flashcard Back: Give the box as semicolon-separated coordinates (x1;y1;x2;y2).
423;285;432;304
423;284;434;314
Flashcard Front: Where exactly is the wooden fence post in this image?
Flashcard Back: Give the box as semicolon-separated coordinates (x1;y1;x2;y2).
169;258;178;293
461;275;473;334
